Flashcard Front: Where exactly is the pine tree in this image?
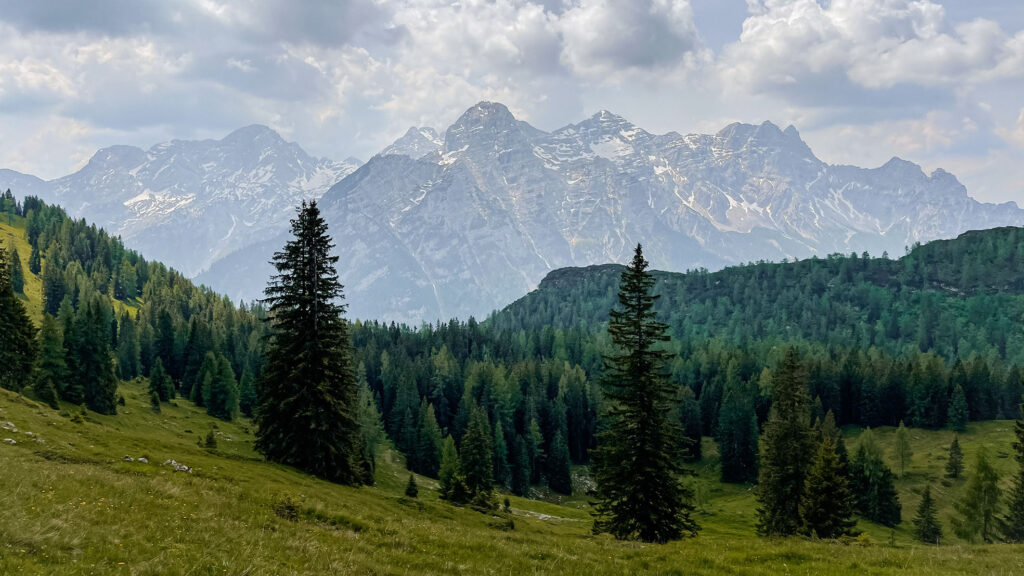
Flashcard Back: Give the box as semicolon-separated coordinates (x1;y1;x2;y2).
947;384;968;432
405;474;419;498
756;348;813;537
439;435;463;501
205;354;239;420
716;368;759;483
69;299;118;414
255;201;362;485
511;435;531;497
945;435;964;479
0;245;37;393
34;314;64;409
548;429;573;495
591;244;698;543
679;385;703;462
417;402;443;477
953;448;1002;542
800;433;856;539
850;428;901;527
115;312;140;380
8;245;24;294
149;357;171;403
355;365;385;485
1001;405;1024;543
893;420;913;478
238;368;257;417
460;407;494;503
150;389;161;413
193;352;217;406
28;243;40;276
492;417;509;487
41;252;64;317
913;485;942;544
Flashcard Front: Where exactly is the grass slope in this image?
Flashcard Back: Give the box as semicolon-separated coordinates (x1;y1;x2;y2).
2;383;1022;575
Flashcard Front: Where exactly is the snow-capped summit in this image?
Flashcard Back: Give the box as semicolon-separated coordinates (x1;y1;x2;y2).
0;127;361;277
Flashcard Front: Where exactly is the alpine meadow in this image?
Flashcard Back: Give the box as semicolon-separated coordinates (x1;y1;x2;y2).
3;1;1024;574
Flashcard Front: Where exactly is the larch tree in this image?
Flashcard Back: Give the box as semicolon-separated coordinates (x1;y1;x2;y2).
591;244;698;543
1001;404;1024;542
756;348;813;537
952;448;1001;543
893;420;913;478
255;200;362;485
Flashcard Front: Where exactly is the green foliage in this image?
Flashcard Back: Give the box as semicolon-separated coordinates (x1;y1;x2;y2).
757;348;813;537
405;474;418;499
255;201;361;485
460;407;494;503
1003;408;1024;542
678;386;702;463
439;435;463;502
800;432;856;539
953;448;1002;542
547;429;572;495
591;245;698;543
914;485;942;544
0;245;37;393
148;357;172;403
893;421;913;478
947;385;969;432
28;242;40;275
33;314;64;409
716;363;759;483
355;364;385;485
945;435;964;479
850;429;902;527
8;244;24;293
204;430;218;450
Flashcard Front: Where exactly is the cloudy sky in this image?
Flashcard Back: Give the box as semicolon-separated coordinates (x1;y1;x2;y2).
1;0;1022;204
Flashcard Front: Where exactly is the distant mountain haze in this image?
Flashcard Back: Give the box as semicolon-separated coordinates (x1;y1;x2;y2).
4;101;1023;323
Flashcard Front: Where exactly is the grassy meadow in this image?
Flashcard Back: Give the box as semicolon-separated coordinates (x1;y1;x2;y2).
1;379;1022;575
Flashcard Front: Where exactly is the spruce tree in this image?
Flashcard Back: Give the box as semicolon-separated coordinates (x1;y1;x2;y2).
238;368;257;418
511;435;531;496
947;384;968;432
417;402;443;477
913;485;942;544
115;311;140;380
69;299;118;414
547;429;573;495
591;244;698;543
460;407;494;503
716;370;759;483
28;243;40;276
150;389;162;413
255;201;362;485
205;354;239;420
679;385;703;462
800;433;856;539
405;474;419;498
0;245;37;393
945;435;964;479
34;314;65;409
492;417;509;487
41;252;64;317
893;420;913;478
953;448;1002;542
1003;404;1024;543
756;348;813;537
149;357;171;403
8;245;24;294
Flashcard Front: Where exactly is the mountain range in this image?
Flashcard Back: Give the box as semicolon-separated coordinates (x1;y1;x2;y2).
4;101;1023;323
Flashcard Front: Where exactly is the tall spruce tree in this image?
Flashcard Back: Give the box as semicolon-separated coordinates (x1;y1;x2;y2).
417;402;444;478
716;367;759;483
893;420;914;478
756;348;813;537
255;200;362;485
953;448;1002;542
0;245;37;393
69;299;117;414
547;429;573;495
439;435;463;501
914;485;942;544
1001;404;1024;543
28;243;40;275
355;365;385;484
800;432;856;539
149;357;171;403
460;407;494;504
946;435;964;478
591;244;698;543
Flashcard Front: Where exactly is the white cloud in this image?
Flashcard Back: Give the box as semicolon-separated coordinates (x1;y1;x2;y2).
996;108;1024;148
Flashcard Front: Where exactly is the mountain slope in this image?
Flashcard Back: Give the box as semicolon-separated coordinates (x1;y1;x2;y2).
0;127;360;278
308;102;1024;322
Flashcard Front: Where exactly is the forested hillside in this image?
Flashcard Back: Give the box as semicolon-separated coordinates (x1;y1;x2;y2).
0;190;265;419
